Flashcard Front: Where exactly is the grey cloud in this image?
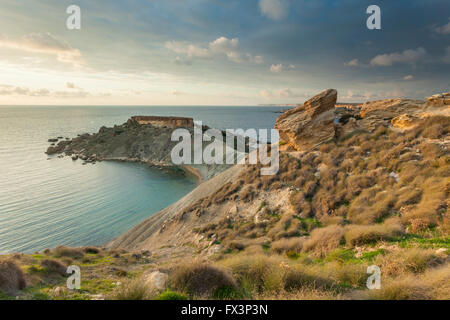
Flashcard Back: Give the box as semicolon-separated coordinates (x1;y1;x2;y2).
370;47;426;66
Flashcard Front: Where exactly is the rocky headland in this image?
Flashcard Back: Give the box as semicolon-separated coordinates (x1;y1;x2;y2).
45;116;252;181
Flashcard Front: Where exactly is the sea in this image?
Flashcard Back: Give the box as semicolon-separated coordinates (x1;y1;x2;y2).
0;106;284;253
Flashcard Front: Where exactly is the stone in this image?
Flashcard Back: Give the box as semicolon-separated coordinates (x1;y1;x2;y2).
145;271;169;290
389;171;400;182
391;114;419;129
275;89;337;151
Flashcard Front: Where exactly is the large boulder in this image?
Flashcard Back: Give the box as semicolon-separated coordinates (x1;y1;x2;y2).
275;89;337;151
0;260;26;294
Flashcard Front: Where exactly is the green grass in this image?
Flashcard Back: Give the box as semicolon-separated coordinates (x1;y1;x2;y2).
156;290;187;300
390;234;450;249
326;248;386;264
212;286;245;300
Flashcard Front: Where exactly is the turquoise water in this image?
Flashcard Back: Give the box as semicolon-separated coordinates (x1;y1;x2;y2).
0;106;283;253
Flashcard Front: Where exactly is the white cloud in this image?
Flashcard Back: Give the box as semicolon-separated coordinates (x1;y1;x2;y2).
345;59;360;67
403;75;414;81
0;33;83;67
259;0;288;21
434;18;450;34
370;47;426;66
165;37;262;64
165;41;211;58
270;63;295;72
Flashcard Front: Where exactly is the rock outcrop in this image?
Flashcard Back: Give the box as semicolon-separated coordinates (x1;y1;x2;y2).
275;89;337;151
274;89;450;150
426;92;450;106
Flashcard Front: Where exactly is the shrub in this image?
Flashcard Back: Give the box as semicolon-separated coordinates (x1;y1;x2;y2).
271;237;305;254
111;278;154;300
40;259;67;276
374;248;445;276
283;265;334;291
220;254;284;294
83;247;101;254
302;225;345;257
53;246;84;259
344;218;404;246
0;260;26;294
368;264;450;300
170;263;237;298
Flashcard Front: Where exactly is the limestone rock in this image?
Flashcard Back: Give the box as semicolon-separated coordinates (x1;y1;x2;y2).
275;89;337;151
391;114;419;129
426;92;450;106
145;271;169;291
359;98;424;131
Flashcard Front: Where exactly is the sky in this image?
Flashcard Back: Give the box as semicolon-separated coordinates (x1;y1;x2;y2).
0;0;449;105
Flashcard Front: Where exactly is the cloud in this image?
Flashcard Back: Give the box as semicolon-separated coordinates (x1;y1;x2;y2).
434;18;450;34
270;63;295;72
259;0;288;21
403;75;414;80
165;37;262;64
0;83;91;98
370;47;426;66
165;41;211;59
0;33;83;67
345;59;360;67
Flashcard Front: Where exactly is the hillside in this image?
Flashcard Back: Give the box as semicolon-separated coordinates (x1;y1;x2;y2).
1;89;449;300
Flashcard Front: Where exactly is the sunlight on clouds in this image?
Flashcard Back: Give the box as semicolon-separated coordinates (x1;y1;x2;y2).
0;33;83;67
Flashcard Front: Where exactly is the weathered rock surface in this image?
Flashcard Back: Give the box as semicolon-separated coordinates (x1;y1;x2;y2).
144;271;169;291
426;92;450;106
275;89;337;151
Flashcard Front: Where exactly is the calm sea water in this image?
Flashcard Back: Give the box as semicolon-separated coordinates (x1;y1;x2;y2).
0;106;283;253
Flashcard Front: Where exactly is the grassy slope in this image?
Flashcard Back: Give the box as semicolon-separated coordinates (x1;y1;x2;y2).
1;116;449;300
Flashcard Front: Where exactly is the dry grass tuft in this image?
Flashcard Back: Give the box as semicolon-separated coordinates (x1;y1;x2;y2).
111;277;155;300
52;246;85;259
344;218;404;246
374;248;445;276
0;259;26;294
170;262;237;298
302;225;345;257
40;259;67;276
